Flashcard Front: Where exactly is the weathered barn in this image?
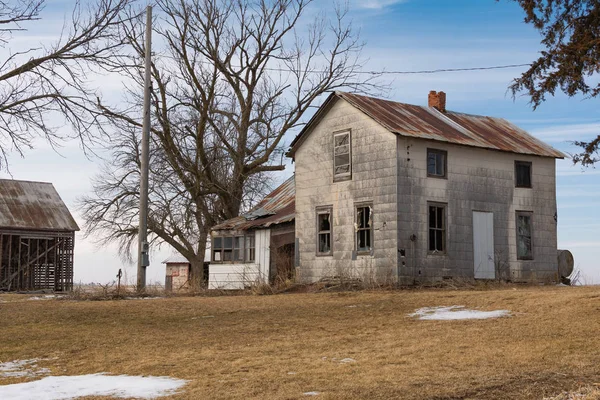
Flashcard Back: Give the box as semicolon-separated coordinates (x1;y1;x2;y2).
209;177;295;289
287;91;565;284
0;179;78;292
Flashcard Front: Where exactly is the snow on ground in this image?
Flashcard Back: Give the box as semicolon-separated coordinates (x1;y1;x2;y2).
27;295;62;301
0;373;188;400
0;359;51;378
409;306;511;320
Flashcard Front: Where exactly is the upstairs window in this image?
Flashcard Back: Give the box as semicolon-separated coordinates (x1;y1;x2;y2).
427;149;447;178
356;205;373;253
516;211;533;260
428;203;446;253
316;208;332;255
515;161;532;188
333;130;351;180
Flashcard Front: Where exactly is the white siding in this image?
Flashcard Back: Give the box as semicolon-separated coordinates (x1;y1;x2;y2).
208;229;271;289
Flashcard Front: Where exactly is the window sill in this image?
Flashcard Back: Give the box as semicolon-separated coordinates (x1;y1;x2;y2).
426;174;447;179
316;253;333;257
333;175;352;183
427;251;447;257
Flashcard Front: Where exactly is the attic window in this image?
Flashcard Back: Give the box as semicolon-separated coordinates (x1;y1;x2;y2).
515;161;532;188
333;130;351;181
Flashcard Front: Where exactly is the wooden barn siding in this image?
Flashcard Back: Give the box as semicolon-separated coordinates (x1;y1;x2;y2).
396;137;559;283
294;99;399;283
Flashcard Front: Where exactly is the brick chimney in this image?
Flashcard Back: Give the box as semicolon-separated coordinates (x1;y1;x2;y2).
428;90;446;112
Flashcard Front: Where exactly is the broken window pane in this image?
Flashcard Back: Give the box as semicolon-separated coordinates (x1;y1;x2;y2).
317;209;332;254
356;205;372;252
517;213;533;259
333;132;351;178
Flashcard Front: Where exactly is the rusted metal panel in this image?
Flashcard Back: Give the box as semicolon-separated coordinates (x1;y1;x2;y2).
288;91;565;159
211;177;295;231
0;179;79;232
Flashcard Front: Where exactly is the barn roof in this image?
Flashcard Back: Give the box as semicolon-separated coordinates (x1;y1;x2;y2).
211;176;295;232
0;179;79;232
287;91;565;159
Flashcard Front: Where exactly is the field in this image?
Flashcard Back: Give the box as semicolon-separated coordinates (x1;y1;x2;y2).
1;285;600;399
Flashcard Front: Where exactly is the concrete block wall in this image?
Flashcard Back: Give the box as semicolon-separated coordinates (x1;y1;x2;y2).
294;99;399;283
396;136;559;283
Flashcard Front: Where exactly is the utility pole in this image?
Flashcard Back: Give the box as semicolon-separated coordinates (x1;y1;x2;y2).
137;5;152;292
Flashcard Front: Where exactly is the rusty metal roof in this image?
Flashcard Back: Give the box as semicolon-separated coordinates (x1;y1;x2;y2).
288;92;565;159
211;176;295;232
0;179;79;232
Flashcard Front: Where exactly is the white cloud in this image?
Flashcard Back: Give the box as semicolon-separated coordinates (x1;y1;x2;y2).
529;123;600;143
353;0;407;10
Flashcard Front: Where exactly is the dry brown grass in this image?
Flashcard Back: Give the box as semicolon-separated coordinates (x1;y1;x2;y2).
1;285;600;399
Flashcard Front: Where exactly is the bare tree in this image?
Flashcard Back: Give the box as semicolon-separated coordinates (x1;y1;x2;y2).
81;0;381;287
0;0;131;169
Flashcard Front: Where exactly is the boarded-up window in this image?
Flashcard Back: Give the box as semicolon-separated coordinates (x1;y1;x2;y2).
516;212;533;260
316;208;332;255
356;205;373;253
427;149;447;178
245;235;255;262
428;204;446;252
333;131;351;180
515;161;532;188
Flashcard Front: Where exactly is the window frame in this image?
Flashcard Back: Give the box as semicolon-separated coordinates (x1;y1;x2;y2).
333;129;352;182
316;206;333;256
515;160;533;188
212;233;255;263
245;234;256;263
427;148;448;179
427;202;447;254
355;202;374;255
515;211;534;260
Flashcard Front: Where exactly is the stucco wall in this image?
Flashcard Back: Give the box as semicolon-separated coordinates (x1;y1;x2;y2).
396;136;559;283
294;99;399;283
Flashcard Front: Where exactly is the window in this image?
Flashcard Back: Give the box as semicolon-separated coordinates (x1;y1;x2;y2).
212;234;254;263
427;149;447;178
333;130;351;180
428;204;446;253
356;205;373;253
316;208;332;255
212;237;223;261
516;212;533;260
515;161;532;188
245;235;255;262
233;236;244;261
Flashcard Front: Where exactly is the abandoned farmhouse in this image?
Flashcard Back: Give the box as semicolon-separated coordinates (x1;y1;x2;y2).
0;179;78;292
208;91;565;288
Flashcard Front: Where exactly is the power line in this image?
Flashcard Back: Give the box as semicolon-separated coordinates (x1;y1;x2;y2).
156;53;531;75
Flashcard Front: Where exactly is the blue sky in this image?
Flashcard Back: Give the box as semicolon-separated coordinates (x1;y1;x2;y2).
1;0;599;284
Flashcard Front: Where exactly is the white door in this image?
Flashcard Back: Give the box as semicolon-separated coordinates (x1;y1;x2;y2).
473;211;495;279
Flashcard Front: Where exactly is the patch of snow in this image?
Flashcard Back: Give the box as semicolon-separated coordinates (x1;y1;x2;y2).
0;359;50;378
287;372;297;375
303;391;320;396
124;296;163;301
0;373;188;400
27;295;61;301
409;306;511;321
339;358;356;364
